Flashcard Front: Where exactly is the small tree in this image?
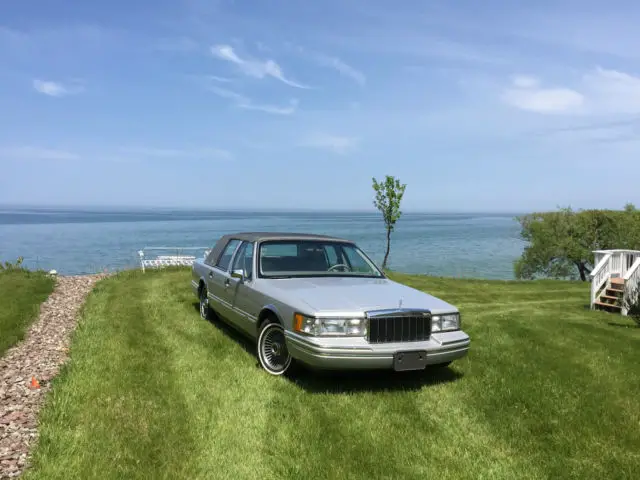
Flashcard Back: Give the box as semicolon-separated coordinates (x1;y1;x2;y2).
372;175;406;270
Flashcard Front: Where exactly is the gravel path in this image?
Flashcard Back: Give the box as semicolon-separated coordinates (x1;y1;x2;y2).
0;274;106;479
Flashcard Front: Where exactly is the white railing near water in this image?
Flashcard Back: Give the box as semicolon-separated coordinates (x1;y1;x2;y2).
590;250;640;315
138;246;210;273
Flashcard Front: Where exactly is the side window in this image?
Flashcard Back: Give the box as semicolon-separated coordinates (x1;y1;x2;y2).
215;239;241;271
232;242;254;279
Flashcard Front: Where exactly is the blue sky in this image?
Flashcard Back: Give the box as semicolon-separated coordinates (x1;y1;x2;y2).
1;0;640;211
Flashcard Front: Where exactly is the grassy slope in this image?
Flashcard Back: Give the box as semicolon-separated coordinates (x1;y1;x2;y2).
27;269;640;480
0;269;55;357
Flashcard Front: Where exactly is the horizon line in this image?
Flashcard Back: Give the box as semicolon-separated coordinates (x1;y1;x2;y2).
0;203;528;215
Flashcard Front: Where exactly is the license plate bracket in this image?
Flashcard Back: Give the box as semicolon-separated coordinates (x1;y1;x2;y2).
393;350;428;371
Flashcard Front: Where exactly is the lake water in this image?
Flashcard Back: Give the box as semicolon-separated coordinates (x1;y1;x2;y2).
0;207;526;279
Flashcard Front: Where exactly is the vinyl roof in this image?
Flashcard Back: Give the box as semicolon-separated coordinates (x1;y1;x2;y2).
220;232;353;243
205;232;355;265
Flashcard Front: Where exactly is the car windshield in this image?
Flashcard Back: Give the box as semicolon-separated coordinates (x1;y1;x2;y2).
258;240;383;278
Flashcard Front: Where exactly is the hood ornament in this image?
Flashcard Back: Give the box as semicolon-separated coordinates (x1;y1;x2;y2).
398;297;403;309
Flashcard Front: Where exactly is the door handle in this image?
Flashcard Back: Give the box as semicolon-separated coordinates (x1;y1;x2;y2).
208;271;214;278
224;278;230;288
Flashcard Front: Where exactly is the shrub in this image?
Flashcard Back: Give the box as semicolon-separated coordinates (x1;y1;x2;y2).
623;284;640;327
0;256;25;271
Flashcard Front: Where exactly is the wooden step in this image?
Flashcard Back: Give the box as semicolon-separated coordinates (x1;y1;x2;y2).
606;287;624;294
594;301;622;310
611;277;625;286
600;294;622;302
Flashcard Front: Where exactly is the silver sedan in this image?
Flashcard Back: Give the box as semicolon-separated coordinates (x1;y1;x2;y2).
192;232;470;376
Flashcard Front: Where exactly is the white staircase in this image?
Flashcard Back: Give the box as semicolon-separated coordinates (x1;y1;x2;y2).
590;250;640;315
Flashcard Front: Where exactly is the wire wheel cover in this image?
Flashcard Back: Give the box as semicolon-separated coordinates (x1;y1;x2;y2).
260;325;291;373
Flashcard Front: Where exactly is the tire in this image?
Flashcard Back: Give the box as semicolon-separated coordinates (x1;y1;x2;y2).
199;286;212;320
257;321;293;375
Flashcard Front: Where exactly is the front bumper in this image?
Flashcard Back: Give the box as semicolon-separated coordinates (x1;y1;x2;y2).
285;330;470;370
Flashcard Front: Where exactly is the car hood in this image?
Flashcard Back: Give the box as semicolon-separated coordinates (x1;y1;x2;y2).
260;276;458;314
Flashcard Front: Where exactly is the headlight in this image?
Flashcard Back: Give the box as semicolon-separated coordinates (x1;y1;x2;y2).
294;313;367;336
431;313;460;332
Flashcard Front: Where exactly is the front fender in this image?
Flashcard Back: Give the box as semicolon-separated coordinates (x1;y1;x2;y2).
258;304;285;327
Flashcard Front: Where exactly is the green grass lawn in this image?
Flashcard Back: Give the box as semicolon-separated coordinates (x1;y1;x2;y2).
0;269;56;357
27;268;640;479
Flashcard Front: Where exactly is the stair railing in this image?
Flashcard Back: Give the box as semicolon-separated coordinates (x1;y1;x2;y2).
622;258;640;316
590;253;612;309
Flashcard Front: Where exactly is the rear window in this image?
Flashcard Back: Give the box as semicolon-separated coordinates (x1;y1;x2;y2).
261;243;298;257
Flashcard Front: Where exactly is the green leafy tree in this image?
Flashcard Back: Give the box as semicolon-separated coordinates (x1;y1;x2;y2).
515;206;640;281
372;175;407;270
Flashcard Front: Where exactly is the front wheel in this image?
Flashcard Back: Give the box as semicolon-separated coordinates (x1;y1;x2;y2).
257;322;293;375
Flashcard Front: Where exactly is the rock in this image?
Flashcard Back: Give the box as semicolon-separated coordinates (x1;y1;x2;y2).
0;412;22;425
0;273;107;478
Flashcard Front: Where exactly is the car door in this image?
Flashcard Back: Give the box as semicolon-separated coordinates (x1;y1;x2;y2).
207;238;241;322
228;241;260;336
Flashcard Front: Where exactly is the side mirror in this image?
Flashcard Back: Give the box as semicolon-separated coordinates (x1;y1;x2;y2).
231;269;244;280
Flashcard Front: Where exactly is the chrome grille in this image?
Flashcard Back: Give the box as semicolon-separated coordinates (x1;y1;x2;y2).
366;310;432;343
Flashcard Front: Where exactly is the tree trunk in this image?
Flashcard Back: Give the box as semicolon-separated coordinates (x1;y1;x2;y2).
382;227;391;269
576;262;588;281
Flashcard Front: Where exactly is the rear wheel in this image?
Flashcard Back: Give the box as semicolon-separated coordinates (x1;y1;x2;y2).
257;322;293;375
199;286;212;320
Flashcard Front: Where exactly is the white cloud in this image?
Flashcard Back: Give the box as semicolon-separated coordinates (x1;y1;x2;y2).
211;44;309;89
0;146;80;160
511;75;539;88
311;54;365;85
32;79;83;97
305;52;365;86
208;85;298;115
299;133;359;155
582;67;640;114
209;75;233;83
502;67;640;116
1;145;233;163
120;146;233;161
240;99;298;115
502;84;584;114
284;44;366;86
33;80;68;97
208;85;248;103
